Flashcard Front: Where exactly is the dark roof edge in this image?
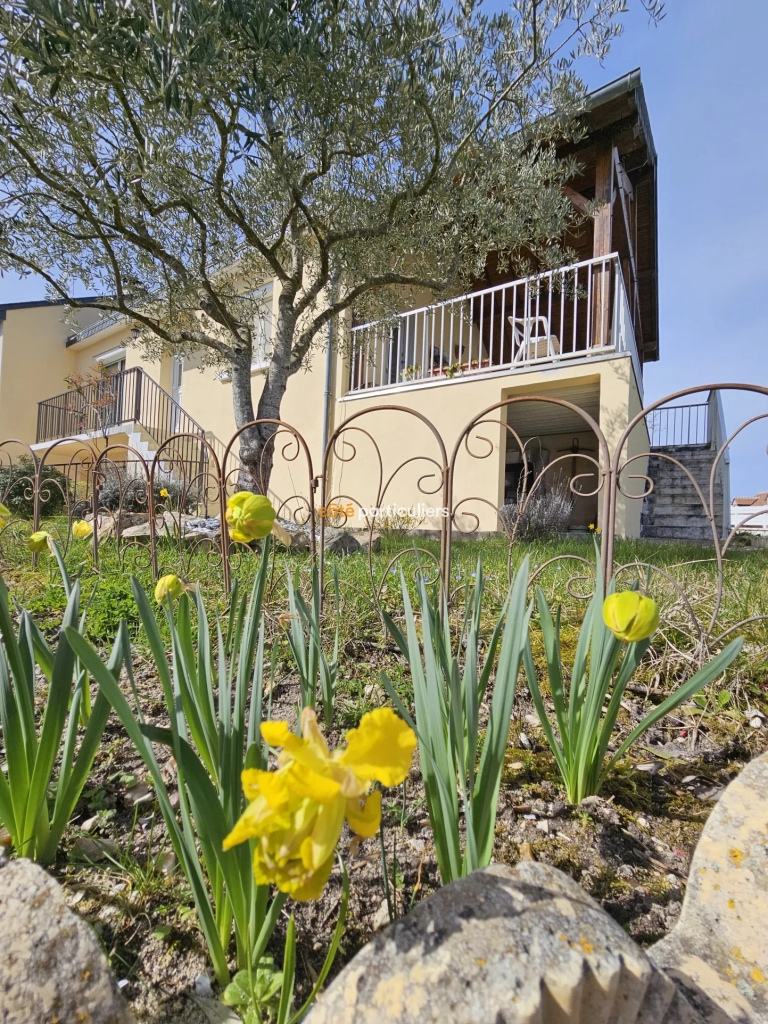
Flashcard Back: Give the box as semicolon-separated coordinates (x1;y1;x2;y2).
586;68;657;165
0;295;99;320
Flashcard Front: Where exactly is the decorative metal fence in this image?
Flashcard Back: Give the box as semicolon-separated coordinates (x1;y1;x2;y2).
2;384;766;652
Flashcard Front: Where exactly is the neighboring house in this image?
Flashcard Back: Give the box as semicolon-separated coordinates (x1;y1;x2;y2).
0;70;685;538
731;494;768;535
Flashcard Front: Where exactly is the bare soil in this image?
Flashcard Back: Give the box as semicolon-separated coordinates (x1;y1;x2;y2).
46;655;768;1024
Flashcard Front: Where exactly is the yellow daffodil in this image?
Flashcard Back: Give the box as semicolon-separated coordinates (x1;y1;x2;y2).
160;487;170;498
72;519;93;539
28;530;51;553
226;491;278;544
603;591;659;643
0;502;10;526
223;707;416;901
154;573;186;604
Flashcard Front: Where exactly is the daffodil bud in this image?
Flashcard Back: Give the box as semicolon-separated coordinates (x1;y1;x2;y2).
602;591;659;642
72;519;93;539
0;502;10;525
154;574;185;604
28;530;51;553
225;492;276;543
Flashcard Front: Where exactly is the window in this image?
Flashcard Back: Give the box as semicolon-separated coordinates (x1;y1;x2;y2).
94;345;126;375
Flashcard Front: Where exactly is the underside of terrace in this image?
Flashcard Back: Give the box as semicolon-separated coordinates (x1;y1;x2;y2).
503;381;603;531
346;69;657;398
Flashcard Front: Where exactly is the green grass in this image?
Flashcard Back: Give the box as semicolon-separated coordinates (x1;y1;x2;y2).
3;524;768;705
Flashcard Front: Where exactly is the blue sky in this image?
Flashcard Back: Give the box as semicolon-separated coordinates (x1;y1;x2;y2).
1;0;766;496
576;0;768;498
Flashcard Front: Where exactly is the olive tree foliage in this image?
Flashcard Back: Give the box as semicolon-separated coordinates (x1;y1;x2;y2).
0;0;659;489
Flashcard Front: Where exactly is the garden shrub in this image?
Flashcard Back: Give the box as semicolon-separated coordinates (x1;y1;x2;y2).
0;457;69;518
96;472;198;513
500;482;574;541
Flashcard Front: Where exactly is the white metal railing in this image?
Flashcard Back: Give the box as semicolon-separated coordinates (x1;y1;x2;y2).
346;253;640;395
67;310;125;345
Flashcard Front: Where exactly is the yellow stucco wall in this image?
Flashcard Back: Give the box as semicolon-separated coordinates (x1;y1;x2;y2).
177;348;327;507
0;303;100;443
0;302;135;447
329;355;647;537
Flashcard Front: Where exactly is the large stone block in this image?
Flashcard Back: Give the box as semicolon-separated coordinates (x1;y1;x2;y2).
0;858;134;1024
323;528;362;556
650;751;768;1024
305;860;699;1024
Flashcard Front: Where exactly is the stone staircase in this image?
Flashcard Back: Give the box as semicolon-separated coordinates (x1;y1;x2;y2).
641;444;727;542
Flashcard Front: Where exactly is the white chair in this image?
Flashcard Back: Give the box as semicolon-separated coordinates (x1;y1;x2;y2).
508;316;560;362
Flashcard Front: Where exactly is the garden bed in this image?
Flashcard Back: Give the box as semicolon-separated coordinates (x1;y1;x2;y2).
43;650;768;1023
3;533;768;1022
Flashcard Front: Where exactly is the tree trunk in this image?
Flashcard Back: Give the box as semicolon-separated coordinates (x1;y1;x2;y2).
230;303;295;495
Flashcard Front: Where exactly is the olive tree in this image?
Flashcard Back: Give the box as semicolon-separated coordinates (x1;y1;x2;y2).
0;0;660;489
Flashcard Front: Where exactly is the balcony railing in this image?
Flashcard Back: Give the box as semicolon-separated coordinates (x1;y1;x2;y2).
648;390;730;452
66;310;126;346
36;367;207;468
347;253;641;396
648;402;709;447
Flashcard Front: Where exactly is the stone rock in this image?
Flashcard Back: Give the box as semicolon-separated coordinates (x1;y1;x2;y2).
580;794;621;826
73;836;120;862
91;511;148;539
371;897;392;932
0;857;134;1023
305;860;700;1024
359;531;382;555
120;522;154;539
286;528;312;553
183;530;220;550
650;750;768;1024
323;528;361;556
121;510;185;539
181;516;222;548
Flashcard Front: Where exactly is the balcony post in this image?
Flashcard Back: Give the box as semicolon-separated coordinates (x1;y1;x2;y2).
133;368;143;423
592;140;614;348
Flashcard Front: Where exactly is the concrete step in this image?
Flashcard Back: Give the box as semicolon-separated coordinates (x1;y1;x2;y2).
642;525;715;541
647;497;721;511
647;512;720;528
642;443;726;542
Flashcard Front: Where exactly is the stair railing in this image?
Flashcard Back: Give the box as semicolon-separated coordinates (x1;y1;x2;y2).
36;368;210;482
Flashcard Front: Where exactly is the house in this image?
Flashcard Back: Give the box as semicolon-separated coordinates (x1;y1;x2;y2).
731;494;768;535
0;70;680;537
